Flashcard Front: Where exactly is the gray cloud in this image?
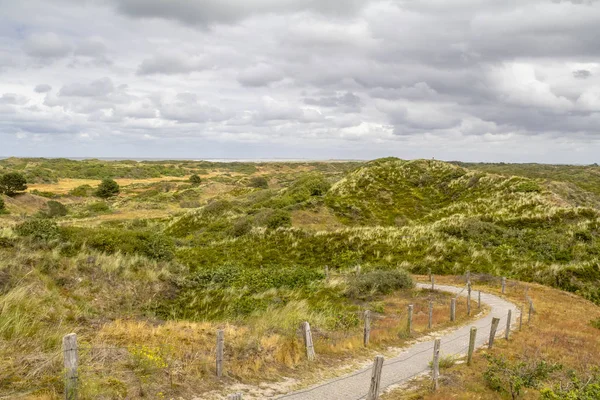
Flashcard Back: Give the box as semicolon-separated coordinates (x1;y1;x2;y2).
34;84;52;93
237;63;284;87
137;51;206;75
23;32;72;59
573;69;592;79
59;78;115;97
2;0;600;161
304;92;362;113
111;0;371;27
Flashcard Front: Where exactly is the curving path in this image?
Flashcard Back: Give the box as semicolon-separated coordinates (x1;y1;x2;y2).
274;283;519;400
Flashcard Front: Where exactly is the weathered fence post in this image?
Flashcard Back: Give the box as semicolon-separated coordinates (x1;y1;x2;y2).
478;290;481;309
431;276;435;291
432;338;441;391
302;321;315;361
216;329;224;377
466;270;470;283
501;277;506;294
356;265;361;276
450;298;456;322
505;310;512;340
364;310;371;347
428;301;433;329
528;300;534;324
467;327;477;366
63;333;78;400
467;282;472;316
488;317;500;349
228;394;243;400
428;268;432;281
519;306;523;331
366;355;384;400
407;305;413;334
324;265;329;280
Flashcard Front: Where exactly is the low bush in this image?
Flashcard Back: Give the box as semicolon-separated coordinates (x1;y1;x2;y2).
45;200;68;217
483;355;561;399
346;269;413;299
69;184;94;197
248;176;268;189
14;218;60;241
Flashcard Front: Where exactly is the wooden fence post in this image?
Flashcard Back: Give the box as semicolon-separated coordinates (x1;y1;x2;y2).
431;276;435;291
216;329;224;377
450;298;456;322
466;270;470;283
364;310;371;347
428;301;433;329
467;282;472;316
478;290;481;309
528;300;534;324
428;268;432;281
366;355;384;400
407;305;413;334
432;338;441;391
501;277;506;294
302;322;315;361
488;317;500;349
356;265;361;276
228;394;242;400
324;266;329;280
505;310;512;340
467;327;477;366
519;306;523;331
63;333;78;400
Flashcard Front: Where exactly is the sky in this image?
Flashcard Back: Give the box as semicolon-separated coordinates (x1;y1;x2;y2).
1;0;600;162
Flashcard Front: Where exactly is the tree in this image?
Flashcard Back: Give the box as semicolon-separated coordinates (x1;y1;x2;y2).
95;178;120;199
189;174;202;185
0;172;28;196
0;197;5;213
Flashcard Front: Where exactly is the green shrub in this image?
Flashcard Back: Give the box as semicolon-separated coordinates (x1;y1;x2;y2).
0;172;27;196
248;176;269;189
69;184;94;197
30;189;57;198
254;209;292;229
346;269;413;299
591;318;600;330
14;218;59;241
189;174;202;185
541;372;600;399
45;200;68;217
0;197;5;213
87;202;110;213
95;178;120;199
483;355;561;399
230;217;252;237
203;199;231;216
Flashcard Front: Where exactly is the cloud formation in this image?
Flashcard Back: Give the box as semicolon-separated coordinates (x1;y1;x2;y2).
1;0;600;161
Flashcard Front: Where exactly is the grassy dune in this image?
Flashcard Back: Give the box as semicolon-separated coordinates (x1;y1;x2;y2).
2;157;600;398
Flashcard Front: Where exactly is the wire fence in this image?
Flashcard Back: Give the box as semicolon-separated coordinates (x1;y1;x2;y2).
3;274;534;400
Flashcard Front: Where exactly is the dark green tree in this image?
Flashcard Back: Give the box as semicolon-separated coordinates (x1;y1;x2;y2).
189;174;202;185
0;172;28;196
95;178;120;199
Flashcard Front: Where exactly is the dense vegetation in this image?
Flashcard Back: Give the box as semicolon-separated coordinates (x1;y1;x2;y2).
2;156;600;398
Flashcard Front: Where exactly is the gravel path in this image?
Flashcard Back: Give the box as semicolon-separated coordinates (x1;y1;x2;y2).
274;283;519;400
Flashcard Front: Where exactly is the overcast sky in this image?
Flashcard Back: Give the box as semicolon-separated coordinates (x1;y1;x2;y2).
1;0;600;162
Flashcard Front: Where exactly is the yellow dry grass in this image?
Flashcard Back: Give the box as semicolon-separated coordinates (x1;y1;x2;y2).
382;275;600;400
